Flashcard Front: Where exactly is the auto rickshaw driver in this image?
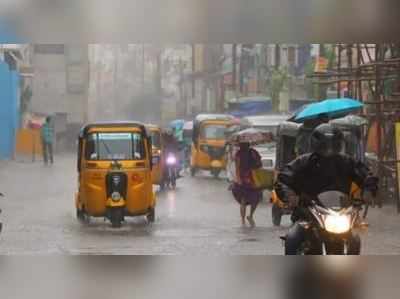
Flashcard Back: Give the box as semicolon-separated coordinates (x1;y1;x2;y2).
146;124;163;186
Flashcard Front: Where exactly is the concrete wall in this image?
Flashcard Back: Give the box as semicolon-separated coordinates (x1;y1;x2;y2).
31;53;67;115
31;45;88;125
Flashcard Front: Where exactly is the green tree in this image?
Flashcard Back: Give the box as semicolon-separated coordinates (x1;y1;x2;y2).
268;68;288;112
20;85;32;114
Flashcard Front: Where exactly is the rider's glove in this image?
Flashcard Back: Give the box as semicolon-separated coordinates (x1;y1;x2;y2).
285;188;299;208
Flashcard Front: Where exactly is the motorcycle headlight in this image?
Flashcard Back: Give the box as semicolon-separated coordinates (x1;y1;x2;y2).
111;192;122;202
324;214;351;234
166;155;177;165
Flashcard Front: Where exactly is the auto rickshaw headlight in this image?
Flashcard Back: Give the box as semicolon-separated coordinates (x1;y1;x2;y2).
111;192;122;202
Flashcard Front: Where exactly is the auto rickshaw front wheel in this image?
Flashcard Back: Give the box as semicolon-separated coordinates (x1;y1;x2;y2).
77;207;90;224
190;167;197;177
147;207;155;223
110;208;124;228
272;204;283;226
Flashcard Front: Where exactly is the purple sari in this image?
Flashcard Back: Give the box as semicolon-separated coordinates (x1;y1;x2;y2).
231;148;263;207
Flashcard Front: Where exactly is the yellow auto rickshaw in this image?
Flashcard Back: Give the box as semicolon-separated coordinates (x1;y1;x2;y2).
146;124;163;186
190;114;235;178
75;122;156;228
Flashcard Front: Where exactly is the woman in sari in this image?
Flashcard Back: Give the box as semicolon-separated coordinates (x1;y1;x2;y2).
231;142;262;227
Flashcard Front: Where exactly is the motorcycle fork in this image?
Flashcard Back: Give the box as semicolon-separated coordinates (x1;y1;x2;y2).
324;236;346;255
303;226;324;255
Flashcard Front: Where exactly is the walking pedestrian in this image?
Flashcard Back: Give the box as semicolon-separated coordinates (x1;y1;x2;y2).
231;142;262;227
41;116;54;165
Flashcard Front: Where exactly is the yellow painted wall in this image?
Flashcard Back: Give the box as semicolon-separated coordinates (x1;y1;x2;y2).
15;128;43;156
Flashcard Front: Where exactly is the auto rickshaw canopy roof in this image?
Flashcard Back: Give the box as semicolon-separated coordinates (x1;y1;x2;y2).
330;115;368;129
192;114;236;143
194;114;235;124
277;121;302;137
79;121;148;138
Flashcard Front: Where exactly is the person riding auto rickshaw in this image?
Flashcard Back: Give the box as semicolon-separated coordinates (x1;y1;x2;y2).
146;124;163;187
270;115;368;226
191;114;235;178
75;122;156;228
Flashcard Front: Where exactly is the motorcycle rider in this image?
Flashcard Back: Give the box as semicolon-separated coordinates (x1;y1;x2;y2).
161;129;180;182
275;123;378;255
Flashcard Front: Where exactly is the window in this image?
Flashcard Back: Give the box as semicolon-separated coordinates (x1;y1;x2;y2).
200;125;227;140
288;46;296;66
85;132;145;161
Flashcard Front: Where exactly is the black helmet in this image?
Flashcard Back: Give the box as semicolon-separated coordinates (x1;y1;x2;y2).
310;124;344;157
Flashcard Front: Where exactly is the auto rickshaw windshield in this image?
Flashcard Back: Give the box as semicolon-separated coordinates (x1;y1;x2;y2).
85;132;146;161
200;124;227;140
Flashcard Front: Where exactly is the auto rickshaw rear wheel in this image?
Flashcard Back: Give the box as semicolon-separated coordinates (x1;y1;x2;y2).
159;180;165;191
272;204;283;226
190;167;197;177
147;207;155;223
211;169;220;179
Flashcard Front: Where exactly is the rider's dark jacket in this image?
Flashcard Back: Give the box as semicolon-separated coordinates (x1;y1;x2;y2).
275;153;374;200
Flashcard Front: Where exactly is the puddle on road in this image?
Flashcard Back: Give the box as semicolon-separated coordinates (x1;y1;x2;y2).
239;238;260;242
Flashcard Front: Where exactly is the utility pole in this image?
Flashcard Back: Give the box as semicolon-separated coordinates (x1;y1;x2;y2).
192;44;195;99
113;45;119;118
239;44;243;94
232;44;237;94
179;58;187;117
337;44;342;98
275;44;281;70
347;44;353;98
142;44;145;94
155;48;162;95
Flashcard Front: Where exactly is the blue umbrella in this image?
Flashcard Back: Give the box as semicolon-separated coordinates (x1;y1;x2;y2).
294;98;363;122
287;103;311;122
169;119;185;130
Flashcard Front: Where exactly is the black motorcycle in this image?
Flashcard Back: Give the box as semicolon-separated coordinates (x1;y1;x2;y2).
282;191;369;255
161;153;178;190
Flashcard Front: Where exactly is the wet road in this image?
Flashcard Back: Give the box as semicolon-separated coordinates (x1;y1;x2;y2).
0;154;400;255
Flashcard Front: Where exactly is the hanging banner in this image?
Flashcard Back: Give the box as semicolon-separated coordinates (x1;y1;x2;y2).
314;56;329;73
